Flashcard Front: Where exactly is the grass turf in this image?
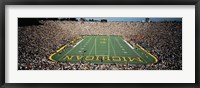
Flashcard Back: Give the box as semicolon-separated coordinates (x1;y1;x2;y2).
50;35;158;64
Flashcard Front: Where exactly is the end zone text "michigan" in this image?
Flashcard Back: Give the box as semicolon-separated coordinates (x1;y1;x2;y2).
63;56;144;62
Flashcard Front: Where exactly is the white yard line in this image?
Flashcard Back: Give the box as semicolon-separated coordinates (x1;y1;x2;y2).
115;37;121;46
115;37;123;48
110;37;116;56
108;36;109;56
95;37;96;56
89;37;96;56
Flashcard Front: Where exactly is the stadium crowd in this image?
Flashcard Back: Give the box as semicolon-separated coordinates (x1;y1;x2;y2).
18;20;182;70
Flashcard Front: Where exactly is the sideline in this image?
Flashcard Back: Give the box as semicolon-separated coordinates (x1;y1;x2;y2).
73;39;84;48
136;44;158;63
49;38;83;62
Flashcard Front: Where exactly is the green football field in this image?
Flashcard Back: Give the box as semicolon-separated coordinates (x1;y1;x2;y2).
49;35;158;64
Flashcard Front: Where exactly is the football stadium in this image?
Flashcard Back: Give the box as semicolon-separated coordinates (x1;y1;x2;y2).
18;18;182;70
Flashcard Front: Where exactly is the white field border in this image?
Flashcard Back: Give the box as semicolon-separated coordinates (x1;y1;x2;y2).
123;40;134;49
73;39;84;48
